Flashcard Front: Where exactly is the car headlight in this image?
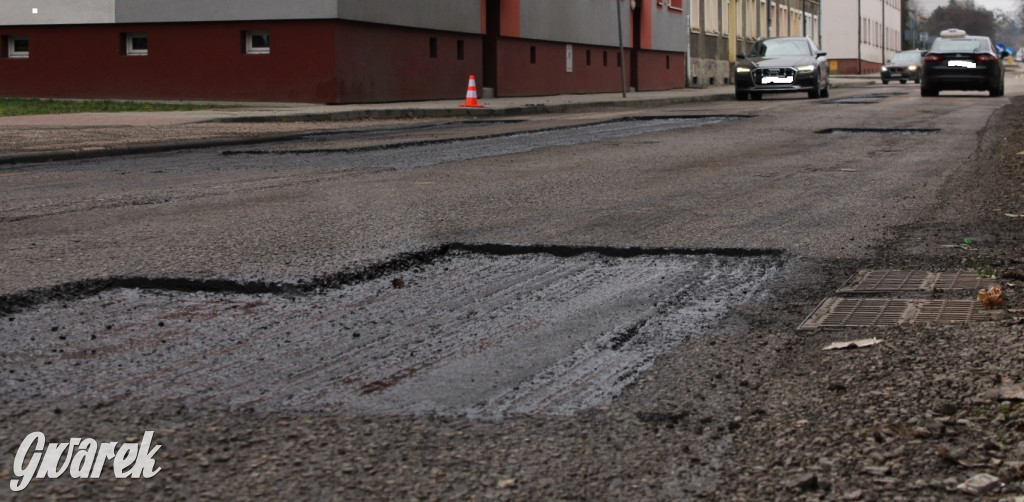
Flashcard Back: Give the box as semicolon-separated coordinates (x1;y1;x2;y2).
908;65;918;71
797;65;815;73
881;66;888;72
736;67;751;73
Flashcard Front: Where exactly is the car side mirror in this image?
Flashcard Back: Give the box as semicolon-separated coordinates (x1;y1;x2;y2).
1001;50;1011;58
817;51;827;57
737;54;745;59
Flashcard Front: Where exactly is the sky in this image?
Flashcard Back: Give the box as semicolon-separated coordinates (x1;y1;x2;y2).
917;0;1019;14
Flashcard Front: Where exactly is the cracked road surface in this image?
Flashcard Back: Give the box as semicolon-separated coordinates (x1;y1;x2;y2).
1;83;1021;500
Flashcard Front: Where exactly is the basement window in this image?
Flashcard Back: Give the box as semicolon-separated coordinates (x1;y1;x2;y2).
6;36;29;58
244;31;270;54
530;45;536;64
429;37;437;59
457;39;464;60
124;33;148;56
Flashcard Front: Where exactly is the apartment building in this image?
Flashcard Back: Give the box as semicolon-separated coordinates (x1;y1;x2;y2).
0;0;690;103
821;0;901;73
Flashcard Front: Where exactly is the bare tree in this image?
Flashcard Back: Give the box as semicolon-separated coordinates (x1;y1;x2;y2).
924;1;996;39
902;0;926;49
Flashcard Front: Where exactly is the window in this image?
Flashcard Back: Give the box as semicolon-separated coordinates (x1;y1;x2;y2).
124;33;148;56
244;31;270;54
708;0;720;33
530;45;536;64
758;0;767;37
456;39;464;61
744;0;756;39
6;36;29;58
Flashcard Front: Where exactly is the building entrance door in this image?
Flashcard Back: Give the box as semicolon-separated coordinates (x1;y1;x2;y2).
630;0;643;90
484;0;501;94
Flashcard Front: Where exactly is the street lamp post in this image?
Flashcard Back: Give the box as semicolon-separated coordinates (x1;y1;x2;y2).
616;0;627;98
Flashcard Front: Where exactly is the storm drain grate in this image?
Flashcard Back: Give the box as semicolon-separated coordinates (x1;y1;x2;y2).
838;269;998;293
798;297;1003;330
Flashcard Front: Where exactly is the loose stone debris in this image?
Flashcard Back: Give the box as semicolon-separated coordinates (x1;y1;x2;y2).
957;473;1003;495
822;338;882;351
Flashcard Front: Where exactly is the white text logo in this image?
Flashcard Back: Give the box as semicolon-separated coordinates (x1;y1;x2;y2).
10;431;162;492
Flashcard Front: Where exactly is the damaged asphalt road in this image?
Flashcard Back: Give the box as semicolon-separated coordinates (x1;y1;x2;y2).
1;85;1024;500
2;246;781;418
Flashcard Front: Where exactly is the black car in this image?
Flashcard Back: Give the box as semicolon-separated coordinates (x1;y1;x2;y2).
882;50;925;84
734;37;830;100
921;29;1005;97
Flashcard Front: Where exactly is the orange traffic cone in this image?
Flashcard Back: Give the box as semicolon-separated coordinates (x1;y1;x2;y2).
459;75;484;108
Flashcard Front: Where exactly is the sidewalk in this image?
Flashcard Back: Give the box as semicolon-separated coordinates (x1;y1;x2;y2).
0;76;877;165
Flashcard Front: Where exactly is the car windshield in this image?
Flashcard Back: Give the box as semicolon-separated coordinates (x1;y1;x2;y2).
931;38;988;53
891;52;920;63
749;39;811;57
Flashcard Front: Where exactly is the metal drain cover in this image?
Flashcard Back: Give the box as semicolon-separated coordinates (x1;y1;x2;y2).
838;270;998;293
798;297;1003;330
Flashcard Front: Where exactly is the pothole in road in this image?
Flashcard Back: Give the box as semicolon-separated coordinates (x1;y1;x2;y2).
1;244;782;419
816;127;940;135
827;92;909;104
220;115;747;170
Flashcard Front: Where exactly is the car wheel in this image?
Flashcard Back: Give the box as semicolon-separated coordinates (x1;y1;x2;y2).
990;85;1004;97
915;78;921;84
735;90;749;101
900;79;907;84
751;92;763;100
808;78;822;99
881;79;889;84
921;87;938;97
820;83;830;98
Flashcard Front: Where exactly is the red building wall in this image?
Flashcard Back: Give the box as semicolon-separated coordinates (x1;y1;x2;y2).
494;38;685;97
0;21;339;102
334;21;483;103
832;59;882;75
0;16;684;103
495;38;629;96
635;50;686;91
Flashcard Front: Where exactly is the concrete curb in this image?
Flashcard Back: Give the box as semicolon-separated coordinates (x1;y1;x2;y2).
0;132;330;167
210;92;739;123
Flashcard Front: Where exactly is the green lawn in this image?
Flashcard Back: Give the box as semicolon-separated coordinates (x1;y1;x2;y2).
0;98;224;117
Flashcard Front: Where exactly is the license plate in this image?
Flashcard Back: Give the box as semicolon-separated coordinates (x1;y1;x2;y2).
948;60;977;69
761;76;794;84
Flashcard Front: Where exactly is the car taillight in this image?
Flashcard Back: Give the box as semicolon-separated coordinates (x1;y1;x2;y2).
975;54;997;62
924;54;943;62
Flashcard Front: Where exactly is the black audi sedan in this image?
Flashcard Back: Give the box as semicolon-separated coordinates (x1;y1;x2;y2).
734;37;830;100
920;28;1006;97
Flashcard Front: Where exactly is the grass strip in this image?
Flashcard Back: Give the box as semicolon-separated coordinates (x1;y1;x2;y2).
0;98;224;117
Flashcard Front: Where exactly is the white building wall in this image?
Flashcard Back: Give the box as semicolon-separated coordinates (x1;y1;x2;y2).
1;0;483;35
0;0;115;25
519;0;624;46
822;0;900;65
